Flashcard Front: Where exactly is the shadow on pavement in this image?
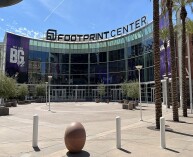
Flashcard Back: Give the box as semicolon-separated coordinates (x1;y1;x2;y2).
147;125;173;132
33;146;41;152
66;150;90;157
118;148;131;154
166;119;193;125
166;129;193;137
165;148;180;153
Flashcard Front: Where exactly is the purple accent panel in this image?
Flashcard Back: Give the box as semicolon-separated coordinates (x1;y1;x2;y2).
5;33;29;83
159;13;171;79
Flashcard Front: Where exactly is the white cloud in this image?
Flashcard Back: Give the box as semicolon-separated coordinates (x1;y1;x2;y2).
5;24;43;39
14;27;44;39
1;18;4;22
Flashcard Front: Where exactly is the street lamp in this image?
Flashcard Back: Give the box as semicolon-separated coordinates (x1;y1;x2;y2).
0;0;22;7
48;76;52;111
135;65;143;121
164;77;168;111
45;82;48;106
75;85;78;102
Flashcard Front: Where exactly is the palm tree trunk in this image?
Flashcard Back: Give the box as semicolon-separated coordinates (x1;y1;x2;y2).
180;6;188;117
167;0;179;121
164;41;170;108
153;0;162;129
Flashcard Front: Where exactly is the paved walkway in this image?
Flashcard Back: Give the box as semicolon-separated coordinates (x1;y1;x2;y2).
0;102;193;157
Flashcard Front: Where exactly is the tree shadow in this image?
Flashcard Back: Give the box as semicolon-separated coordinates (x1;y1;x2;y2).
166;129;193;137
166;120;193;125
147;125;172;131
66;150;90;157
118;148;131;154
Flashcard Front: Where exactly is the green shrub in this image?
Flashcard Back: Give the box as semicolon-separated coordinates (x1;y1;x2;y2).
17;84;28;101
35;84;46;97
120;80;139;100
97;83;105;98
126;80;139;100
0;73;17;100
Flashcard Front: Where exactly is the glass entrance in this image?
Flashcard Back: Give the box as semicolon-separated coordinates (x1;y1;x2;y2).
111;89;122;101
52;89;66;101
73;89;86;101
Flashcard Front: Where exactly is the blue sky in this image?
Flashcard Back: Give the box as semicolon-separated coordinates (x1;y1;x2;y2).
0;0;192;41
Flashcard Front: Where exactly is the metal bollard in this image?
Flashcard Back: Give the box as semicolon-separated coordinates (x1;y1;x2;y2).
160;117;166;149
116;116;121;149
32;114;39;147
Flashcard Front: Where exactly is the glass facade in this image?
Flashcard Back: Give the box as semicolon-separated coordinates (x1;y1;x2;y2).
3;22;157;102
25;23;153;85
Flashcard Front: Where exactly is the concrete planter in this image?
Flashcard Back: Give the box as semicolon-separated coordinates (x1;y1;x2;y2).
95;98;100;103
11;100;17;107
18;101;26;105
0;107;9;116
5;102;12;107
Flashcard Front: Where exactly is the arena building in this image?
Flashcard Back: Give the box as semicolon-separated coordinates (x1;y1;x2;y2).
0;16;191;103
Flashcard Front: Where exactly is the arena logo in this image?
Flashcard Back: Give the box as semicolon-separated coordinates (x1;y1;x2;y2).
46;16;147;42
10;46;25;67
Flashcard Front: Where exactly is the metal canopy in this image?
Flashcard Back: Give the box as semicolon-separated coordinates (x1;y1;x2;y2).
0;0;22;8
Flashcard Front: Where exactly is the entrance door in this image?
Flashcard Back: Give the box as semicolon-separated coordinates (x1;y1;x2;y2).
111;89;122;101
92;89;98;100
73;89;86;101
52;89;66;101
151;87;155;102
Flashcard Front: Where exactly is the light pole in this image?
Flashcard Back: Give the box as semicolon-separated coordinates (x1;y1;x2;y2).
0;0;22;7
45;82;48;106
186;37;193;113
48;76;52;111
135;65;143;121
164;77;168;111
75;85;78;102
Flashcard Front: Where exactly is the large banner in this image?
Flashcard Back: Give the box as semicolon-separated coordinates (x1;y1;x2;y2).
5;33;29;83
160;12;171;79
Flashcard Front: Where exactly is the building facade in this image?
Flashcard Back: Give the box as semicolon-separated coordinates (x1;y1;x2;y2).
1;22;167;102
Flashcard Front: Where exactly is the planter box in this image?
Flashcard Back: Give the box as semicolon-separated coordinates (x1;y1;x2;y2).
128;102;134;110
0;107;9;116
95;98;100;103
25;100;31;104
11;100;17;107
106;99;109;103
5;102;12;107
123;99;128;104
122;104;128;109
18;101;26;105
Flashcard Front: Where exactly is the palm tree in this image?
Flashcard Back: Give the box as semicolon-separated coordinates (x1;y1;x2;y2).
173;0;193;117
166;0;179;121
153;0;162;129
160;28;170;108
186;19;193;33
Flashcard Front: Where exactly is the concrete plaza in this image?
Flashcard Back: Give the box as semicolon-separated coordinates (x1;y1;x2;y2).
0;102;193;157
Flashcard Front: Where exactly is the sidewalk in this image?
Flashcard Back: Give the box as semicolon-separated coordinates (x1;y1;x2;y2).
0;102;192;157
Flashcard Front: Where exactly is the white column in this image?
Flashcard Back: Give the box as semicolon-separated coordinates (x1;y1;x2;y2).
139;70;142;121
116;116;121;149
160;117;166;149
32;114;39;147
187;35;193;114
45;82;48;106
48;83;51;111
